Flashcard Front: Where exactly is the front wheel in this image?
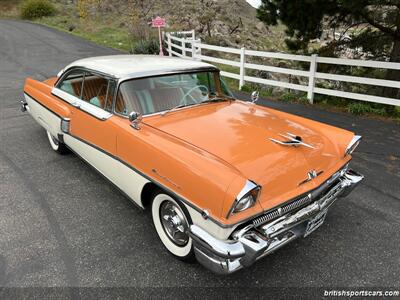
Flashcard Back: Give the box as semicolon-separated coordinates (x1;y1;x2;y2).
46;131;69;154
151;191;194;261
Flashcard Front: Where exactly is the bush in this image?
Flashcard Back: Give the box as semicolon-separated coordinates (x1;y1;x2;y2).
347;102;387;116
280;92;298;102
130;39;160;55
21;0;55;20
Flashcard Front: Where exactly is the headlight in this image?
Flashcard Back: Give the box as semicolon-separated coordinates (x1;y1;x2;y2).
227;180;261;218
345;135;362;157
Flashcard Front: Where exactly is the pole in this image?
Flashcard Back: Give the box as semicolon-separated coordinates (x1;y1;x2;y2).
239;47;246;90
158;27;164;56
167;34;172;57
307;54;317;104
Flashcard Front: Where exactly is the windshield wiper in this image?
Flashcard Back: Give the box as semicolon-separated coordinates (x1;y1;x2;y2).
160;104;186;116
161;95;235;116
201;95;235;104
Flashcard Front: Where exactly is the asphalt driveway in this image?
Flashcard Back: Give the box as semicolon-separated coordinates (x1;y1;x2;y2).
0;20;399;296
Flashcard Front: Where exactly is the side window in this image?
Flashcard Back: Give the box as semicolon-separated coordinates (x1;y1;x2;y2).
58;70;84;98
104;80;116;112
81;73;113;110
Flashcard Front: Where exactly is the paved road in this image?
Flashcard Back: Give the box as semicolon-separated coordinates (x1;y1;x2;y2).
0;20;399;293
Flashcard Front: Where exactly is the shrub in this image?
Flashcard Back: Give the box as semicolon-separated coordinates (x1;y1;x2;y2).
130;39;160;55
280;92;298;102
21;0;55;20
347;102;389;116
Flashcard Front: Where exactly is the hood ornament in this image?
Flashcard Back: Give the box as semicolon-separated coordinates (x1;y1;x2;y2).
269;132;315;149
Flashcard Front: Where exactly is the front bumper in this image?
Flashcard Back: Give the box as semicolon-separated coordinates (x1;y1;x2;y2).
189;169;363;275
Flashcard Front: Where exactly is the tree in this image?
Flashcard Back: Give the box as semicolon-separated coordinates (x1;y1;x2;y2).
257;0;400;99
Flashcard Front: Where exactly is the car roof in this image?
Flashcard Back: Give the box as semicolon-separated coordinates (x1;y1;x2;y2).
62;55;219;79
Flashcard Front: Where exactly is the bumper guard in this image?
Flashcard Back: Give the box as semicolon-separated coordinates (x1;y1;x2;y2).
189;169;363;274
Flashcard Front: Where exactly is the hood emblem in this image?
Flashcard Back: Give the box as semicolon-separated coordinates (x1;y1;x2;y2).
299;169;323;186
269;132;315;149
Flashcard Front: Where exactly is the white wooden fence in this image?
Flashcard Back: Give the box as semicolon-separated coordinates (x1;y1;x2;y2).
164;31;400;106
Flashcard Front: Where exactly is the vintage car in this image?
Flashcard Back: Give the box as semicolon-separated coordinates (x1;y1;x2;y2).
22;55;363;274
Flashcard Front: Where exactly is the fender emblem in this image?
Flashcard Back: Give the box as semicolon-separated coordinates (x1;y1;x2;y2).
298;169;323;186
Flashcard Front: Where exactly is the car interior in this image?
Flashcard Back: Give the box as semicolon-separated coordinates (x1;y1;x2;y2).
58;71;213;116
58;72;113;111
115;75;210;116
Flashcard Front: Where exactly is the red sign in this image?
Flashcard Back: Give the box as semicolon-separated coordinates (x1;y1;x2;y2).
152;16;166;28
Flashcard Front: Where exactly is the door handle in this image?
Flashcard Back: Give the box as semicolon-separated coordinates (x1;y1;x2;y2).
71;101;81;108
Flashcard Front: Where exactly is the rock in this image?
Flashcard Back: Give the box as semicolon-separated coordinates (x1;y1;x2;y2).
256;22;266;32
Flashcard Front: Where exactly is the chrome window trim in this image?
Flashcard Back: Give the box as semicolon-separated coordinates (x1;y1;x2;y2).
55;66;118;87
116;66;219;83
51;87;112;121
112;68;227;119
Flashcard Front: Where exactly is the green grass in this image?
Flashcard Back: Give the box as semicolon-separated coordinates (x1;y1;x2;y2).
36;4;131;52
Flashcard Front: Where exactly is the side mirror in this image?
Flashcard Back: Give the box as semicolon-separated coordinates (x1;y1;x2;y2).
129;111;142;130
251;91;259;103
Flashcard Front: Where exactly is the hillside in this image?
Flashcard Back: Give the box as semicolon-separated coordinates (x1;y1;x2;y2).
1;0;288;51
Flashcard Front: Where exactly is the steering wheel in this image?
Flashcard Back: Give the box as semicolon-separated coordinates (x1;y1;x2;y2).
179;85;209;106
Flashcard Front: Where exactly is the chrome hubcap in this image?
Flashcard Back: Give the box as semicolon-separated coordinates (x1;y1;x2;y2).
160;200;189;246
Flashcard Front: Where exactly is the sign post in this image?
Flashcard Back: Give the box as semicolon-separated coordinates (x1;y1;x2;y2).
151;16;166;56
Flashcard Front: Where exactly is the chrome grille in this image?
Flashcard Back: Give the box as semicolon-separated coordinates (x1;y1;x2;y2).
253;194;312;227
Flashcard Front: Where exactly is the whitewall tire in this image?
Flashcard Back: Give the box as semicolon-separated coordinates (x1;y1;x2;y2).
46;131;69;154
151;192;194;261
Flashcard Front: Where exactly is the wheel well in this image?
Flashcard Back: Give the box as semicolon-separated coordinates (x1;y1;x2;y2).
141;182;159;208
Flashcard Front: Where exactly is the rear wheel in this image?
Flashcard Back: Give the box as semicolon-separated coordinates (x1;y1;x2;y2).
46;131;69;154
151;191;194;261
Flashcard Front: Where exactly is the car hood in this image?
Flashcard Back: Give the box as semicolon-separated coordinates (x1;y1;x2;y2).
145;101;354;210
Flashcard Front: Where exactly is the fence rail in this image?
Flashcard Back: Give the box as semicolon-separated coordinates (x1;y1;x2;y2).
164;32;400;107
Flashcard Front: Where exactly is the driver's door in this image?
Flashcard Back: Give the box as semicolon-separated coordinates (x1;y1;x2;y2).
52;68;117;163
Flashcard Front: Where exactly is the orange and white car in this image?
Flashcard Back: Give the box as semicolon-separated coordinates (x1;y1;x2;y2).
22;55;363;274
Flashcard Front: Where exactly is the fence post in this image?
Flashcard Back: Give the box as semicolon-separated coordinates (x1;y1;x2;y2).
182;38;186;58
167;34;172;57
196;39;202;60
239;47;246;90
191;29;195;41
307;54;317;104
191;39;196;59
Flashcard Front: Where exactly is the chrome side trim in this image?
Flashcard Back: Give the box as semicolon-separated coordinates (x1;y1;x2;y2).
51;88;112;121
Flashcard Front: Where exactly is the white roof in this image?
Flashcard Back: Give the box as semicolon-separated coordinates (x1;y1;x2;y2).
63;55;218;79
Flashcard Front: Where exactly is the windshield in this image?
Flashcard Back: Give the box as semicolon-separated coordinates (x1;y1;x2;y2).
115;71;233;116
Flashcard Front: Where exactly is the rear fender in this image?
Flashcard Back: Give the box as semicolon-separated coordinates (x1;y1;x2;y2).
24;77;72;137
